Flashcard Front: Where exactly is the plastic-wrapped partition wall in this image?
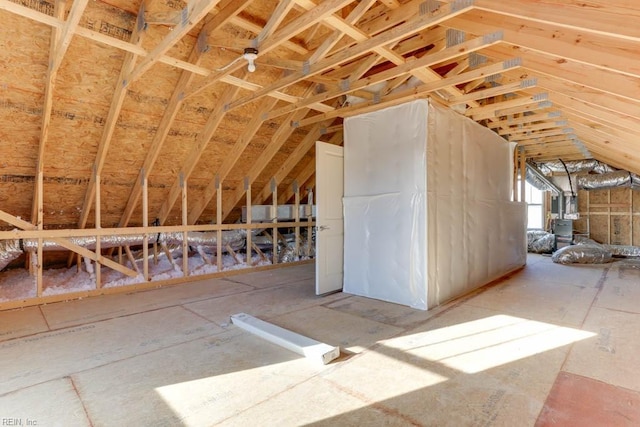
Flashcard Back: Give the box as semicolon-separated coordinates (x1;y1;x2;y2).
343;100;527;310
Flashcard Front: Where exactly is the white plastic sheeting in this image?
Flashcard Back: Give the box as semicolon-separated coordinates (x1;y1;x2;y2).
343;100;526;310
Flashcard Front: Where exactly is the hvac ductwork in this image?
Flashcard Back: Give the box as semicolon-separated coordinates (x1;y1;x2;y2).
526;163;561;195
536;160;616;176
0;230;251;272
577;171;640;191
0;239;24;271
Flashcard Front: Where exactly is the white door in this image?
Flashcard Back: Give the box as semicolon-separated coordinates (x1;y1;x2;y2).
315;141;344;295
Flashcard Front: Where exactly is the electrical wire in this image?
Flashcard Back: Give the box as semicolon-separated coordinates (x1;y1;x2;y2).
559;158;575;197
214;55;244;72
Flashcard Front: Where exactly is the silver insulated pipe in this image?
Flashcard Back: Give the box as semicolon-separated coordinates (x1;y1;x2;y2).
577;171;640;191
536;160;616;176
0;230;250;272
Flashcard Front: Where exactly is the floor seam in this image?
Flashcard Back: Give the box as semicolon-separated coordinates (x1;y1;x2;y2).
69;375;95;427
34;284;261;332
38;305;52;331
0;328;241;399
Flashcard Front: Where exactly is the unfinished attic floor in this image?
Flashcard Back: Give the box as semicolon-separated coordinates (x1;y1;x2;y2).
2;256;640;426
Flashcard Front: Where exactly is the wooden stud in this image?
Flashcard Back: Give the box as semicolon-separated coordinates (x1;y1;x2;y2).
226;244;240;265
586;191;590;239
513;148;518;202
95;168;101;289
181;173;189;277
161;243;175;267
124;246;140;274
608;189;612;245
142;171;149;282
294;181;300;258
632;190;635;246
306;188;313;257
153;242;159;265
245;177;252;267
251;243;268;262
520;148;526;203
271;178;278;265
216;175;223;272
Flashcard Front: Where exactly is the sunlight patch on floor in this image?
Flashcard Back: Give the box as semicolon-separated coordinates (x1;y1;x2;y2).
384;315;596;374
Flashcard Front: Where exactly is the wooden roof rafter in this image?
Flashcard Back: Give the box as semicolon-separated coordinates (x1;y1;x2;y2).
76;1;148;230
31;0;89;226
444;10;640;80
294;57;523;128
115;0;257;228
184;0;358;99
125;0;223;84
261;31;504;121
190;0;477;105
186;96;279;224
488;111;564;129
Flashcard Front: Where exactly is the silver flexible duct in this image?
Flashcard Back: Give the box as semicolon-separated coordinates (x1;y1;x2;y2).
526;163;562;195
552;244;614;264
526;230;555;254
577;171;640;190
0;239;23;271
537;160;616;176
0;230;254;271
605;245;640;257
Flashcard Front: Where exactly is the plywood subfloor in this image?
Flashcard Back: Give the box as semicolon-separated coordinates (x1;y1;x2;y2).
1;255;638;426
